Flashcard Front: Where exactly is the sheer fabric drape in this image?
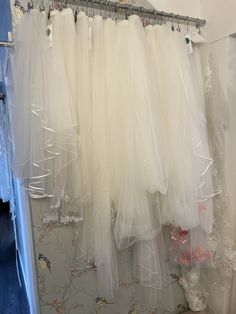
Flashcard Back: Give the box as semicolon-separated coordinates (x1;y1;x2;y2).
10;8;221;312
178;38;236;314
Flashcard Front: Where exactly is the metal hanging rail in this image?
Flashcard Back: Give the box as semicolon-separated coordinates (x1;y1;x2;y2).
67;0;206;28
0;0;206;49
0;40;14;48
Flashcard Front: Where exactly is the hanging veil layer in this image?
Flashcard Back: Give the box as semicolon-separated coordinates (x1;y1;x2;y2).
112;16;165;251
146;25;215;234
11;10;78;209
11;11;49;190
196;37;236;314
90;15;119;299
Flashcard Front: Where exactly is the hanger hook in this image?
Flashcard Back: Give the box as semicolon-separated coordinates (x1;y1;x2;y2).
14;0;26;13
27;0;34;12
160;10;164;25
171;13;175;31
195;18;201;33
39;1;45;12
114;2;118;21
86;0;89;16
186;17;190;31
177;15;181;32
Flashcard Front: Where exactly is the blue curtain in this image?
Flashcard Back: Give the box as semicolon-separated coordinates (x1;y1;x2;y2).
0;0;12;41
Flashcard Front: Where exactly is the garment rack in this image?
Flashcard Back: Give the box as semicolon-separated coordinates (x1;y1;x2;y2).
0;40;14;48
67;0;206;28
0;0;206;48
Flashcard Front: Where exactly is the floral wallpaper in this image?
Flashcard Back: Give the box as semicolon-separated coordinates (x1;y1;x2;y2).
30;198;189;314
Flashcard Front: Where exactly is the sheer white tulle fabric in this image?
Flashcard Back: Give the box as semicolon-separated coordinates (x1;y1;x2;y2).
146;25;216;235
90;15;119;298
196;37;236;314
112;16;165;251
11;9;218;310
11;10;78;209
11;11;48;192
178;40;236;314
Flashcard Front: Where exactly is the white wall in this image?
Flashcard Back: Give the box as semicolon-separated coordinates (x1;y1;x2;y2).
147;0;202;18
148;0;236;43
200;0;236;42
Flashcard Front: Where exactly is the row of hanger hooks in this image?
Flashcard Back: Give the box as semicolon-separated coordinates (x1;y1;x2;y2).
0;0;206;48
13;0;206;30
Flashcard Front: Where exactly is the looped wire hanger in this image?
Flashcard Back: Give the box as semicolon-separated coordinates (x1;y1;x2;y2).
171;13;175;31
105;2;107;19
27;0;34;11
159;10;164;25
152;9;157;25
117;2;124;21
139;7;148;27
16;0;206;30
73;0;78;22
151;9;155;25
195;18;202;34
144;9;149;26
14;0;26;13
114;2;118;21
39;1;45;12
176;15;181;32
86;0;89;16
186;16;190;32
107;1;111;19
